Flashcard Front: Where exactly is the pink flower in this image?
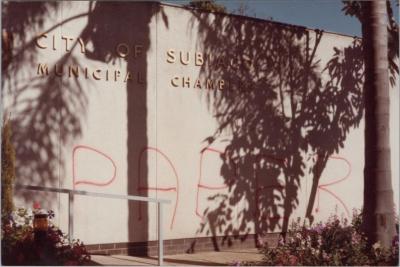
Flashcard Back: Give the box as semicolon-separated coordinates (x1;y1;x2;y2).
232;260;241;266
33;202;41;210
289;255;298;265
314;224;323;234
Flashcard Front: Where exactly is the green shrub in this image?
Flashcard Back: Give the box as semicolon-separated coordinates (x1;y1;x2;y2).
1;207;91;265
1;119;16;218
186;0;227;13
259;211;398;266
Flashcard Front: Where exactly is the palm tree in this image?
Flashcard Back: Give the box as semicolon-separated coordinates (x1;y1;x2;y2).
362;0;396;248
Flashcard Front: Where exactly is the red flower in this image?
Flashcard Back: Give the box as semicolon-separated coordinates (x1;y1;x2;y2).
33;202;41;210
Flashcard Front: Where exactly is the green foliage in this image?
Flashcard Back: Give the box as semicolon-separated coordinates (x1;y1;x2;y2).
342;0;399;87
1;119;16;218
186;0;227;13
258;211;399;266
1;207;91;265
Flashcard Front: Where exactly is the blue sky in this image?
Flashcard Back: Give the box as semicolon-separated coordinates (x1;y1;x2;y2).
164;0;399;37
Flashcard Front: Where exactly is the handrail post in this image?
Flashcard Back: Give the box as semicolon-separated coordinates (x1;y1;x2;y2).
158;202;163;266
68;192;74;243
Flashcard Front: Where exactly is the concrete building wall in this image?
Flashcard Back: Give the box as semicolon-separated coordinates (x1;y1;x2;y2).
3;2;398;246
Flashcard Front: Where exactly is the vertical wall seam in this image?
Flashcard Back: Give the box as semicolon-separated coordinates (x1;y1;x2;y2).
58;3;62;229
155;3;158;202
154;3;160;240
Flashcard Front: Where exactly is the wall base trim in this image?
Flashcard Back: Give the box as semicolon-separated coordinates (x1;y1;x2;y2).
86;233;281;256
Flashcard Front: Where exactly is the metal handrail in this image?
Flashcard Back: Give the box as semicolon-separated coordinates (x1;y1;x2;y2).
15;184;170;266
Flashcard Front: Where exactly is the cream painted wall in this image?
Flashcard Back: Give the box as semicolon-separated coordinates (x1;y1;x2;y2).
4;2;398;244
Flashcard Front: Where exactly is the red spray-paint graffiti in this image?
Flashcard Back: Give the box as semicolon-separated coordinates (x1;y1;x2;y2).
196;149;290;222
254;154;287;222
71;144;352;229
195;148;230;220
72;145;117;189
137;147;179;230
314;154;351;217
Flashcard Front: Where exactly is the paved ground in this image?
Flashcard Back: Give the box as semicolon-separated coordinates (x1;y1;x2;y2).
90;248;263;266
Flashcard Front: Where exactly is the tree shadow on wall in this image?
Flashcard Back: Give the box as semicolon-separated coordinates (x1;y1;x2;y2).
2;1;88;207
188;9;365;249
76;1;164;249
2;2;166;251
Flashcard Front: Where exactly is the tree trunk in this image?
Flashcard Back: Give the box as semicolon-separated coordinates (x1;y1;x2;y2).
362;0;396;249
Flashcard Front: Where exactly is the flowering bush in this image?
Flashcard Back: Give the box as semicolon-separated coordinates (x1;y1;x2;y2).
1;207;91;265
260;211;399;266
